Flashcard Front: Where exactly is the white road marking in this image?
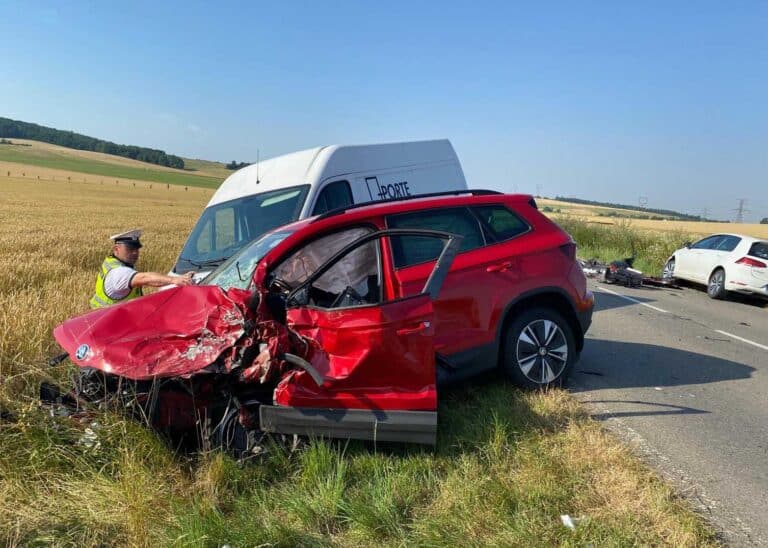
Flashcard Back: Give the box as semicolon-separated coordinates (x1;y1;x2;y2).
714;330;768;352
597;286;669;313
595;284;767;353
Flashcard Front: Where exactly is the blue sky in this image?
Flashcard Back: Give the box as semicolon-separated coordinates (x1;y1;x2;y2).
1;1;766;221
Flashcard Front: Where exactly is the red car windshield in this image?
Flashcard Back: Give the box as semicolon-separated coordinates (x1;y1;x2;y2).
203;228;297;290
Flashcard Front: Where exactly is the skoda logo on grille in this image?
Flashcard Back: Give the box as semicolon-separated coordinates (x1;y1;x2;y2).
75;344;91;361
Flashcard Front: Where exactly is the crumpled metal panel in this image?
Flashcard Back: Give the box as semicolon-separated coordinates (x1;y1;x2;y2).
275;294;437;411
53;286;248;380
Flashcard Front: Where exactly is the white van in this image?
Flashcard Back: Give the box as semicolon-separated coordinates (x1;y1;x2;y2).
172;139;467;276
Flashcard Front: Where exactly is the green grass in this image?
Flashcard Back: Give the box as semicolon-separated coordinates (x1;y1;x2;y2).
0;376;716;547
553;215;695;276
0;146;223;188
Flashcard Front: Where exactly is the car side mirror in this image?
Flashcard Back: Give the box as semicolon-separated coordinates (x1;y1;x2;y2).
683;241;692;249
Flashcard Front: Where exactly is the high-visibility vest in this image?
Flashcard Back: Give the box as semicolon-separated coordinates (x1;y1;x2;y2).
89;256;143;309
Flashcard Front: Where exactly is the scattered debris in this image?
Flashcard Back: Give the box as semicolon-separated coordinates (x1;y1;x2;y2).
560;514;586;530
578;258;682;289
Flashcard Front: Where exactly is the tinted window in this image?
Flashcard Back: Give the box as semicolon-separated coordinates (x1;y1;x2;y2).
692;236;723;250
386;207;484;268
312;181;353;215
472;205;529;242
715;235;741;252
748;242;768;260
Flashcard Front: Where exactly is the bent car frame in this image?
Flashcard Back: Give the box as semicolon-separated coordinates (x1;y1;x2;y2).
51;191;594;449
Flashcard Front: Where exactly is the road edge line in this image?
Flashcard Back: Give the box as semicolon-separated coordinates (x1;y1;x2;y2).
714;330;768;352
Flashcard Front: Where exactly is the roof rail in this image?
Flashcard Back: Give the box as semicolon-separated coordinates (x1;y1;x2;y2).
313;189;503;222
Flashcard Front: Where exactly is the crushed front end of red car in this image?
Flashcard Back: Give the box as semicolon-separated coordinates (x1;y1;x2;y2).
46;229;461;453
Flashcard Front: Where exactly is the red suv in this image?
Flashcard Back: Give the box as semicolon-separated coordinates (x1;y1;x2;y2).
53;191;593;447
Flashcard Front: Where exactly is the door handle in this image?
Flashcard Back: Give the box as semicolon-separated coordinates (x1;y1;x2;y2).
486;261;513;273
396;321;431;336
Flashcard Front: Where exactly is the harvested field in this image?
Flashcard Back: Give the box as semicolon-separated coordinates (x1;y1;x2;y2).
539;198;767;238
0;139;223;188
0;177;716;546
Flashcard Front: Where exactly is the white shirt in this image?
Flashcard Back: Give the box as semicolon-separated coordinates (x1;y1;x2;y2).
104;265;137;299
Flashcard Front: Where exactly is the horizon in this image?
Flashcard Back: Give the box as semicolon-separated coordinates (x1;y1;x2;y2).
1;2;766;222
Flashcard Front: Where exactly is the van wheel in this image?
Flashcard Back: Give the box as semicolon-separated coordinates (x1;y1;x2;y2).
502;307;576;389
707;268;727;300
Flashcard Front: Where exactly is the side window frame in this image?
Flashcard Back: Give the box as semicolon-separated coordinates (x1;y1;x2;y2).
312;180;353;216
716;236;741;252
385;206;486;269
469;204;531;245
267;224;378;290
692;235;723;250
286;229;463;310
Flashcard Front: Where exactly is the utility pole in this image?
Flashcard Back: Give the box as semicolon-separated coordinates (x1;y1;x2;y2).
638;196;648;209
536;184;543;197
701;208;709;221
732;199;750;224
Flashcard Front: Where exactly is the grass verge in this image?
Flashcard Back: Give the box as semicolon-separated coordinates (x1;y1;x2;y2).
552;215;695;276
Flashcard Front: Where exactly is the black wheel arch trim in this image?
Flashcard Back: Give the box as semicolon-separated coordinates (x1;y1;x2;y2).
493;286;587;364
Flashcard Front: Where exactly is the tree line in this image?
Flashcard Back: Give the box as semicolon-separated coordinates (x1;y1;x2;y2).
226;161;251;170
0;117;185;169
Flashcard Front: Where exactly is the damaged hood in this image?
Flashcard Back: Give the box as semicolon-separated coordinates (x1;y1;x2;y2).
54;286;249;380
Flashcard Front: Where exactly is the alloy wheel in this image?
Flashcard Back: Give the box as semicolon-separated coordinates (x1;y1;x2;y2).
662;259;675;280
708;270;724;297
515;319;569;384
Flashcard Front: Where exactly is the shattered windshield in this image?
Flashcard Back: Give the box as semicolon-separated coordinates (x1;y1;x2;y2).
203;229;296;290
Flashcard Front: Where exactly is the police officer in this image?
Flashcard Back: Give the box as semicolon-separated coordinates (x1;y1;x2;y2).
90;229;194;309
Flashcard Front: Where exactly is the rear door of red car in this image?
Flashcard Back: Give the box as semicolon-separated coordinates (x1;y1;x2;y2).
386;205;532;362
260;229;461;444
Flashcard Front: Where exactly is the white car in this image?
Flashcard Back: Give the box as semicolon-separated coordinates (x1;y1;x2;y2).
662;233;768;299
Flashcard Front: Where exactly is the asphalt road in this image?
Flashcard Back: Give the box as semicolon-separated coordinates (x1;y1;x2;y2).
572;279;768;546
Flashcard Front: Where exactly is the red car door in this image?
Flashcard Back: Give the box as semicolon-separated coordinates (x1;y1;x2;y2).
259;229;461;445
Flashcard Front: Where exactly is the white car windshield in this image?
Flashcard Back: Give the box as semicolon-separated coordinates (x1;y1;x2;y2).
203;229;296;290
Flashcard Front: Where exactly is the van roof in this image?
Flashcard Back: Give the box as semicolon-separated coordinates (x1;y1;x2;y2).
207;139;459;207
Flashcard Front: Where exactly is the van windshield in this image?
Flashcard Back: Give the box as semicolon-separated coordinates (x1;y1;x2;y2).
175;185;309;273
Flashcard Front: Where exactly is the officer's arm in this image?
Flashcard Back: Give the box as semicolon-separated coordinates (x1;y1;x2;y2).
131;271;194;288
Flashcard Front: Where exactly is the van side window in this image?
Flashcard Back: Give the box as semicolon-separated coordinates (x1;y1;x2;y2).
386;207;484;268
312;181;353;215
472;205;529;243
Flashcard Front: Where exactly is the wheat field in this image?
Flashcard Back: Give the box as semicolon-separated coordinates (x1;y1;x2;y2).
539;198;768;238
0;176;716;546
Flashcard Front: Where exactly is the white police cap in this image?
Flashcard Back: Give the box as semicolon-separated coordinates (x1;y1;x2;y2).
110;229;143;248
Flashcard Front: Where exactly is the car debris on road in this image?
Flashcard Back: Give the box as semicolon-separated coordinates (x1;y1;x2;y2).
578;258;682;289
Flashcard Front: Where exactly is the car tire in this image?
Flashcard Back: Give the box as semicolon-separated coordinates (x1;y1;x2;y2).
707;268;727;300
662;258;676;281
502;307;576;389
